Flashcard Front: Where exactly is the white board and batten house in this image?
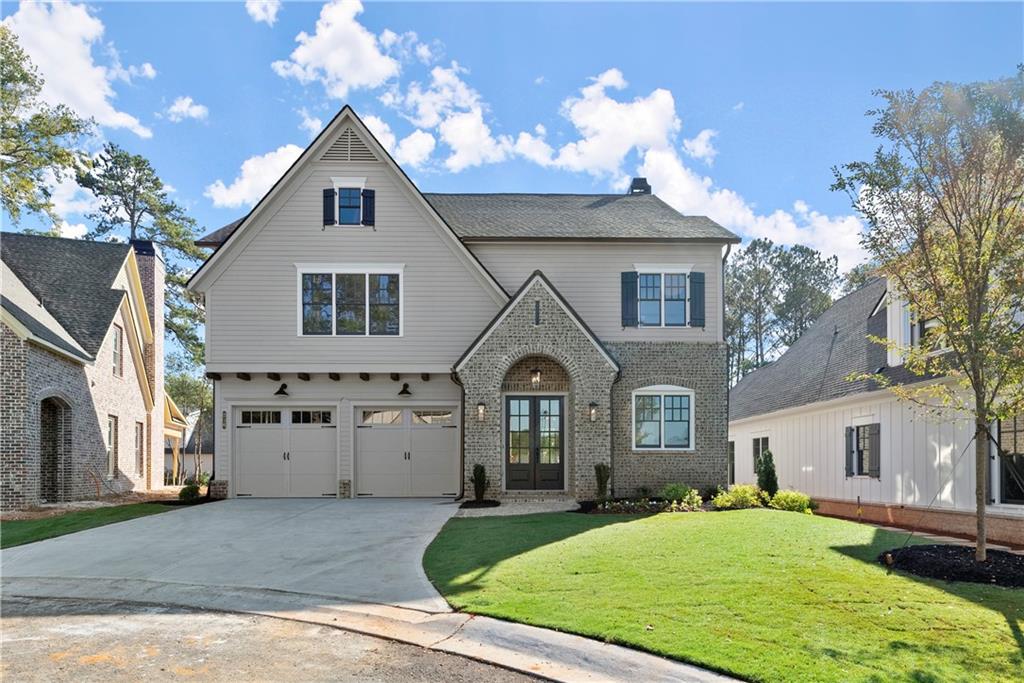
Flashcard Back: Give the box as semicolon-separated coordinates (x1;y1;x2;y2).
728;278;1024;546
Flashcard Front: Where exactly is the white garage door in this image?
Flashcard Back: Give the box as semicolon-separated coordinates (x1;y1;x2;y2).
355;407;459;497
235;408;337;497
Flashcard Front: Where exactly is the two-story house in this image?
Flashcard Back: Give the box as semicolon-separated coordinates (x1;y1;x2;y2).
728;277;1024;545
188;106;739;502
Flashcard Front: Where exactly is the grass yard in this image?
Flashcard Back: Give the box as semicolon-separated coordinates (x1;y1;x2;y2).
424;509;1024;682
1;503;172;549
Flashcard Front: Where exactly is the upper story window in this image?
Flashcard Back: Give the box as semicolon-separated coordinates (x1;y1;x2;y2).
632;385;695;451
622;266;705;330
324;177;375;227
111;324;123;377
297;265;402;337
338;188;361;225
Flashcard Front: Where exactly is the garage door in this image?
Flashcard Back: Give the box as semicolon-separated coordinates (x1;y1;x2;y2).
234;408;337;497
355;407;459;497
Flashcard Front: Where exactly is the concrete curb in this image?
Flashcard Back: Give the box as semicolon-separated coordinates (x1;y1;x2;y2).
2;577;735;683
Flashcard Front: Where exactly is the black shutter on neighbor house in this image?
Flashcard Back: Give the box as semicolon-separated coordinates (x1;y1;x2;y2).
845;427;855;477
323;188;335;225
868;423;881;478
689;272;706;328
621;272;638;327
361;188;375;226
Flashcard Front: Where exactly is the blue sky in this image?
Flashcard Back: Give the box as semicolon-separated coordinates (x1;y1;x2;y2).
4;1;1022;275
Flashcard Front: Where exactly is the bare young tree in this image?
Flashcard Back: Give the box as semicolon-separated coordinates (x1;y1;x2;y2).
833;69;1024;561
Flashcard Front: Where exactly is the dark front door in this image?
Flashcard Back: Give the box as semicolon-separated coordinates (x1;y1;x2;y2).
506;396;564;490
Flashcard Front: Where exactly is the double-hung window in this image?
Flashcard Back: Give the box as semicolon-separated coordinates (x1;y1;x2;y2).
632;385;694;450
112;325;123;377
298;266;402;336
338;188;361;225
106;415;118;478
635;267;689;327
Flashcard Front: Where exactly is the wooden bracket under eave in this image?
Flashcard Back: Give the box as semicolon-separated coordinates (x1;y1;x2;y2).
267;372;281;381
359;373;370;381
329;372;341;381
237;373;251;381
297;372;311;381
206;372;222;381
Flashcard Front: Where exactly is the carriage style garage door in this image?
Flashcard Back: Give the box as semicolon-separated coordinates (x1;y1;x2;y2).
234;407;337;497
355;407;459;497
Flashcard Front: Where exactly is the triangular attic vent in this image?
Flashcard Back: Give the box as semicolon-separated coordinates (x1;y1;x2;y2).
321;127;378;162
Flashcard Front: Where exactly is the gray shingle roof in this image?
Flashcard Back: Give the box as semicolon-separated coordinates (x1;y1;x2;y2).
196;193;740;245
0;297;91;361
424;193;740;241
1;232;129;356
729;278;909;421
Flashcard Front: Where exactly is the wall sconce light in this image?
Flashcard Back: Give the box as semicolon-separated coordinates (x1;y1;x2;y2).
589;402;598;422
530;367;542;390
398;382;412;396
221;410;227;429
476;401;486;421
274;383;289;396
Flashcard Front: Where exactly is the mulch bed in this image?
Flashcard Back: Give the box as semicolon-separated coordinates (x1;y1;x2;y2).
880;544;1024;588
459;500;501;509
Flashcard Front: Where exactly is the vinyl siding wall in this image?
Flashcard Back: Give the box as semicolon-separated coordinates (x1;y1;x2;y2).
728;390;1023;516
202;160;503;373
468;241;725;343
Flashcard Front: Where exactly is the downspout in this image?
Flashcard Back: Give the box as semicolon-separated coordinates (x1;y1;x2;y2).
609;366;622;499
722;243;732;487
450;370;466;500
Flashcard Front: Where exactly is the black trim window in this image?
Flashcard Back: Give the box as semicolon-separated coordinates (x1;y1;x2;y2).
633;390;693;450
855;425;872;475
240;410;282;424
753;436;769;471
665;274;686;326
338;188;361;225
638;274;661;326
999;415;1024;505
300;271;401;336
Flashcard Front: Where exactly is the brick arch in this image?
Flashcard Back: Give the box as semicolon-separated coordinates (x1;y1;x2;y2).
38;393;73;503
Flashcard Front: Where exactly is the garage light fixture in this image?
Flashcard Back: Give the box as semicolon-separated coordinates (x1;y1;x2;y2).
274;383;289;396
530;367;542;390
589;402;598;422
476;402;486;421
398;383;412;396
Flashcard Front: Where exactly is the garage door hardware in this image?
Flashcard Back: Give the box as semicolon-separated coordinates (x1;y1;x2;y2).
282;452;291;460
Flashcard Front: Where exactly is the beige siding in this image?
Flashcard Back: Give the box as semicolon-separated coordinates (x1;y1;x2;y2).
468;241;725;342
203;161;504;372
728;391;1022;516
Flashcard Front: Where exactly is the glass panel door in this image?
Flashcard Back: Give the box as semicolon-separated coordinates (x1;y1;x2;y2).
506;396;564;490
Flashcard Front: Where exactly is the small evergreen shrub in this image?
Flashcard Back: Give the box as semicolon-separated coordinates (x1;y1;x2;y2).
471;464;489;502
197;472;211;487
711;484;765;510
179;478;201;503
756;450;779;497
770;490;814;514
660;483;691;501
594;463;611;500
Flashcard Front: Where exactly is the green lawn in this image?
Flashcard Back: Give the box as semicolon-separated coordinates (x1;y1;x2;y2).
424;509;1024;682
1;503;173;549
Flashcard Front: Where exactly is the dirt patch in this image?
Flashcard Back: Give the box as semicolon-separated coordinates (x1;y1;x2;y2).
880;544;1024;588
1;491;182;521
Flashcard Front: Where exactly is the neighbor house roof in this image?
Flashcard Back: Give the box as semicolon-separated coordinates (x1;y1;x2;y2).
1;232;130;356
196;193;740;246
729;277;920;422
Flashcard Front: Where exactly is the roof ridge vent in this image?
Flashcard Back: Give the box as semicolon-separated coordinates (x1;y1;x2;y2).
628;177;651;195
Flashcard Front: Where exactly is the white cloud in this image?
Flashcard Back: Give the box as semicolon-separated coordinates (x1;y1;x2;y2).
47;172;98;218
439;108;512;172
297;108;323;139
362;114;396;151
3;1;153;138
394;129;435;168
57;221;88;239
514;130;555;167
415;43;434;65
534;76;546;85
399;61;481;128
682;128;718;164
108;48;157;83
245;0;281;26
732;101;745;112
272;0;399;99
204;144;304;208
165;96;208;122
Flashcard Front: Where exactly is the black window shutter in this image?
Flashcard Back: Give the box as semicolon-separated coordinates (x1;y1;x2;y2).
868;423;881;478
845;427;855;477
689;271;705;328
621;272;638;327
323;188;335;225
361;188;375;226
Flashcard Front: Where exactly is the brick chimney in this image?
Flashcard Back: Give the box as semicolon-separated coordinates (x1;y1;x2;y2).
131;240;165;489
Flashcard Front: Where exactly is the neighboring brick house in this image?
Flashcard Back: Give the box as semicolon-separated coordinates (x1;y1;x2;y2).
187;106;740;502
0;233;185;511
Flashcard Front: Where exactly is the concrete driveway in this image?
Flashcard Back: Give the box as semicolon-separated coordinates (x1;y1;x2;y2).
0;499;457;612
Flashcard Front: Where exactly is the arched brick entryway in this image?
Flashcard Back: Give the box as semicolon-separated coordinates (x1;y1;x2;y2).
39;395;72;503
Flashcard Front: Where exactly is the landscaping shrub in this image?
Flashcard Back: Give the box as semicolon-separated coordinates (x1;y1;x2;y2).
660;483;690;501
594;463;610;500
471;464;489;502
700;486;721;502
636;486;653;498
770;490;815;514
659;484;702;511
197;471;211;487
711;484;765;510
179;479;201;503
756;450;779;497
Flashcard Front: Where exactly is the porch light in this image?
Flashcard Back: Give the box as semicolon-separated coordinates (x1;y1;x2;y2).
476;401;487;421
398;383;412;396
530;367;542;389
274;383;289;397
589;402;598;422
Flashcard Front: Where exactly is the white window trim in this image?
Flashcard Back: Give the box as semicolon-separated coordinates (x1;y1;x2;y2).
331;177;366;227
295;263;405;338
112;324;123;378
633;266;691;328
631;384;695;452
